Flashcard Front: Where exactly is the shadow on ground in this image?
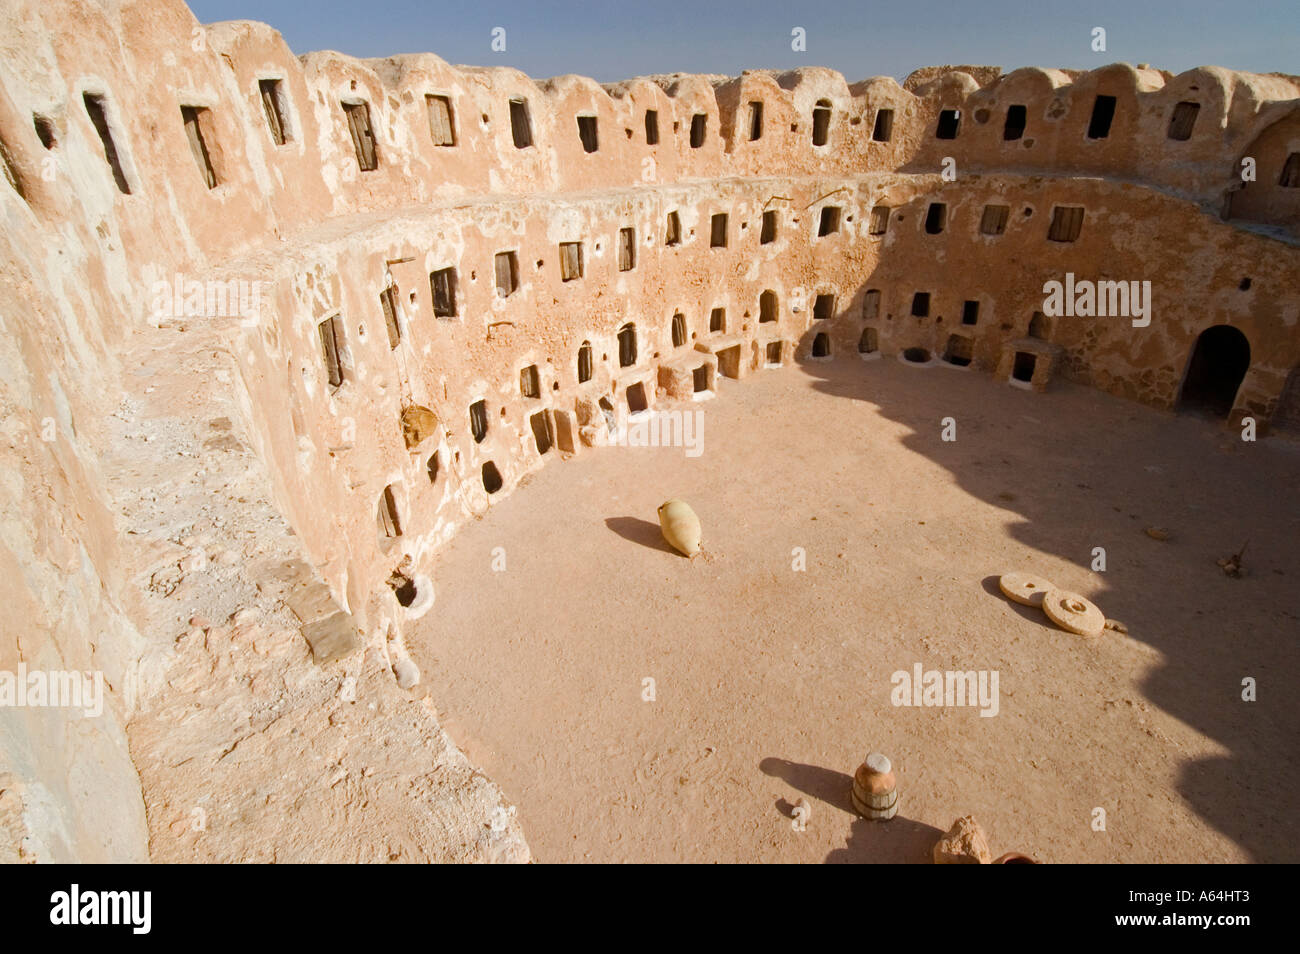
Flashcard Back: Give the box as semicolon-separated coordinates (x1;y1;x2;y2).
795;347;1300;862
761;757;943;863
605;515;681;555
761;757;855;814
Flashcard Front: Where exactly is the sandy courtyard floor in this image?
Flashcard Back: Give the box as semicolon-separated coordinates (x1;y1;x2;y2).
409;357;1300;863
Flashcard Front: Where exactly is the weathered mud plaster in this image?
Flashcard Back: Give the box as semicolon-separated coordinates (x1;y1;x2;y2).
0;0;1296;861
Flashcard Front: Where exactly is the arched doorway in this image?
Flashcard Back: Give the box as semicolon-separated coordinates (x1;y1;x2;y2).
1177;325;1250;418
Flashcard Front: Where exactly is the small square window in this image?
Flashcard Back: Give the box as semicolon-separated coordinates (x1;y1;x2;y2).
812;101;831;146
427;94;455;146
530;410;553;455
936;109;961;139
924;202;947;234
33;114;56;149
259;79;290;145
577;115;598;153
618;324;637;367
1087;95;1116;139
379;285;402;349
577;342;593;382
868;205;890;236
559;242;584;281
318;315;345;388
627;382;649;413
618;227;635;271
520;365;541;399
509;98;533;148
430;267;457;318
1003;104;1026;141
872;109;894;142
377;485;402;539
666;211;681;246
671;313;687;347
980;204;1010;236
690;113;706;148
1167;101;1199;141
83;93;131;194
1047;206;1085;242
181;105;218;189
495;251;519;296
469;400;489;442
818;206;841;236
710;213;728;248
342;100;378;171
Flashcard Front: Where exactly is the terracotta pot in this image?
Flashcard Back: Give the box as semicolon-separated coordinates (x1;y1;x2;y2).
993;852;1040;864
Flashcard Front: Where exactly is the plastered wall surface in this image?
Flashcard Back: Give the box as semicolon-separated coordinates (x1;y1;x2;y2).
0;0;1296;861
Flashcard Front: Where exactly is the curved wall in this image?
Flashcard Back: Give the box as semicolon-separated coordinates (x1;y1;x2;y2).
0;0;1297;860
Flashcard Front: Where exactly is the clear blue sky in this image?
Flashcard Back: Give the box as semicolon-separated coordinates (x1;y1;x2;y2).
187;0;1297;83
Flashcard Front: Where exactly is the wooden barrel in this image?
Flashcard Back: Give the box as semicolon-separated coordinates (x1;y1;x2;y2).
851;752;898;820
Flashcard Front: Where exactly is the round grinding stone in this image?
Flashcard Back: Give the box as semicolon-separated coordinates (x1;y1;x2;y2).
999;571;1056;607
1041;588;1106;637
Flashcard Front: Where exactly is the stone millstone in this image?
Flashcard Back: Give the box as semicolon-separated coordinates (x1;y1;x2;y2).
933;815;993;864
1041;587;1106;637
999;571;1056;607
